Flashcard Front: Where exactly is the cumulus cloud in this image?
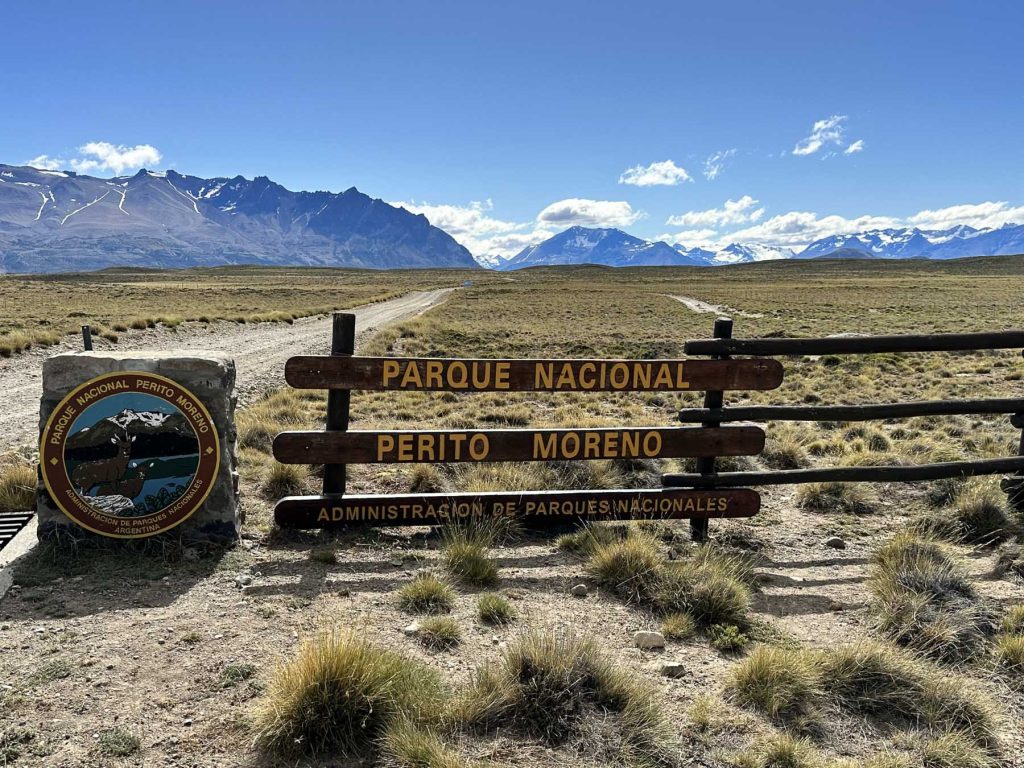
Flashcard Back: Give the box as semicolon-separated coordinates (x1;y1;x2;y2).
792;115;847;156
666;196;764;228
391;199;551;259
657;229;719;247
25;154;63;171
703;149;736;180
69;142;162;175
844;139;864;154
537;198;645;228
618;160;691;187
725;211;900;249
908;201;1024;231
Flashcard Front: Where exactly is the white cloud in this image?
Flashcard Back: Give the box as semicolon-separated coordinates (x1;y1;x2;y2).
68;142;162;175
703;149;736;180
908;201;1024;231
792;115;847;156
657;229;719;248
618;160;691;187
25;154;64;171
844;139;864;155
666;196;764;228
391;199;552;259
537;198;645;228
725;211;900;249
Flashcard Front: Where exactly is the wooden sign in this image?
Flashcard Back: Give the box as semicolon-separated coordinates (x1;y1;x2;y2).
284;356;783;392
274;487;761;528
273;426;765;465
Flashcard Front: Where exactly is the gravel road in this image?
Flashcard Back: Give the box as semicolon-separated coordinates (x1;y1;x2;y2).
0;288;452;452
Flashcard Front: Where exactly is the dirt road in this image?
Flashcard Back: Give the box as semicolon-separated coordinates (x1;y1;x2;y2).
0;289;452;452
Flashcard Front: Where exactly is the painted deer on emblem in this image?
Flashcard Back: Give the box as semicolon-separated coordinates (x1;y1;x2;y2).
71;428;136;494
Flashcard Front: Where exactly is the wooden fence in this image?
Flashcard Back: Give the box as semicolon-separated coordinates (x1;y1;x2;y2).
270;313;1023;541
272;314;779;529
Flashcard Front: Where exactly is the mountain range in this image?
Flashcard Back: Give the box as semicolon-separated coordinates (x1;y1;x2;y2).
0;164;476;273
2;163;1022;273
496;223;1024;269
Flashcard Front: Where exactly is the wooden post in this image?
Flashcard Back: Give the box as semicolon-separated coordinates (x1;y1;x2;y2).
1004;412;1024;513
81;325;93;351
322;313;355;495
690;316;732;542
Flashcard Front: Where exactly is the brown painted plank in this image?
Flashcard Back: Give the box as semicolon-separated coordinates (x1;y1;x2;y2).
662;456;1024;488
284;356;784;392
274;487;761;528
685;330;1024;357
273;426;765;464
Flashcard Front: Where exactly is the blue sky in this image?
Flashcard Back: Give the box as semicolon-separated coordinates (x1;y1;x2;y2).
2;0;1022;256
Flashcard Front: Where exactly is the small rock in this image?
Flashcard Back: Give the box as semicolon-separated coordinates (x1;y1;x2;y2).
234;574;253;588
829;600;845;611
402;623;420;636
634;631;666;650
389;558;404;567
183;718;193;727
570;584;588;598
661;662;686;678
182;548;200;562
823;536;846;550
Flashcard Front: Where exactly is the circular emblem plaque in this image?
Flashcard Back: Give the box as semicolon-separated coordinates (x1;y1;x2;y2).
40;371;220;538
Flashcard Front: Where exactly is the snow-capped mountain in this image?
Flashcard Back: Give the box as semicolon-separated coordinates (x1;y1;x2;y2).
795;224;1024;260
498;226;704;270
673;242;795;265
0;164;477;273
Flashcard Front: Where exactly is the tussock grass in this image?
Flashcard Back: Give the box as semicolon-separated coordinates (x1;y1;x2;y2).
254;631;445;758
555;522;628;556
440;516;506;587
417;617;462;650
0;328;62;357
820;642;995;747
660;611;696;640
728;645;820;719
919;731;996;768
733;733;822;768
476;593;515;625
993;634;1024;682
1000;605;1024;635
261;462;309;498
458;630;670;760
398;574;456;614
868;534;994;663
797;481;876;515
915;479;1015;544
380;719;474;768
0;459;35;513
586;530;663;602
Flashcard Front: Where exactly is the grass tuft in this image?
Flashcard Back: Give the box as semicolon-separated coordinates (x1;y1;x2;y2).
417;617;463;650
797;481;875;515
728;645;820;719
0;460;35;513
660;611;697;640
476;593;516;625
398;574;456;615
254;631;444;758
380;718;474;768
458;630;669;760
97;727;141;757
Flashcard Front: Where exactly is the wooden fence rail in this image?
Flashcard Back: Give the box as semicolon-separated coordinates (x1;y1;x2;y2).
677;399;1024;423
684;329;1024;357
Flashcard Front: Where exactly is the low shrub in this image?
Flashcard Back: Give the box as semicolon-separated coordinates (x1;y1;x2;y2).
708;624;749;653
97;727;141;757
254;631;445;758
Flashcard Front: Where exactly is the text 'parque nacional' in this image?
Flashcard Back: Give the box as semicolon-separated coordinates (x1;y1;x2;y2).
284;356;784;392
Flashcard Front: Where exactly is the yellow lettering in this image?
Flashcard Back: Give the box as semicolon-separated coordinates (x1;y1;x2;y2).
382;360;400;386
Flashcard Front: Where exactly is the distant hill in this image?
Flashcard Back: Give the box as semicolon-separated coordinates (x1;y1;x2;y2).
498;226;704;269
812;247;880;260
0;164;477;273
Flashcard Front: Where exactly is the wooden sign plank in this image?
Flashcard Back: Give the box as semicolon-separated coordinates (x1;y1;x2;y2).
273;426;765;465
274;488;761;528
284;356;783;392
